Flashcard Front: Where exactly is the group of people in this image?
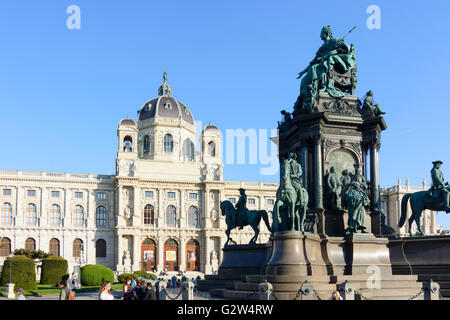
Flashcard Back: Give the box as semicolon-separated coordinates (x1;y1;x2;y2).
122;277;157;300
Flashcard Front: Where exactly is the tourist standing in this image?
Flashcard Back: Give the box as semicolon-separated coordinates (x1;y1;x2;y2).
99;281;114;300
59;280;72;300
16;288;26;300
143;282;157;300
123;278;132;300
328;291;342;300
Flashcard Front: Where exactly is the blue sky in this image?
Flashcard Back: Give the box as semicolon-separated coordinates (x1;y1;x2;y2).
1;1;450;227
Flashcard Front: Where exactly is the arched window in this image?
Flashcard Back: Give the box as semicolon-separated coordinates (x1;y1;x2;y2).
208;141;216;157
0;237;11;256
25;238;36;251
73;238;83;258
1;203;13;225
49;238;60;257
96;239;107;258
143;135;152;154
123;136;133;152
188;206;199;227
183;139;195;162
144;204;155;225
96;206;107;227
73;205;85;226
166;205;176;226
164;134;174;153
25;203;38;226
49;204;61;226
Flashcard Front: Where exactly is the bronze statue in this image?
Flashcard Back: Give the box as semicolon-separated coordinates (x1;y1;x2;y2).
220;196;271;245
399;161;450;236
325;166;341;210
272;154;309;232
340;169;352;209
345;181;370;234
363;90;385;116
234;188;248;230
278;110;292;133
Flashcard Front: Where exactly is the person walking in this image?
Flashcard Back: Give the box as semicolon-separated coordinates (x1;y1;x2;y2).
99;281;114;300
123;278;132;301
328;291;342;300
143;282;157;300
59;280;72;300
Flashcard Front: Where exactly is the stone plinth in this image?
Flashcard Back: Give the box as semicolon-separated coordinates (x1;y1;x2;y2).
265;231;327;276
220;243;272;276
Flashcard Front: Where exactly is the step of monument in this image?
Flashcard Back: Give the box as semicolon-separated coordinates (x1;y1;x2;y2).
204;275;221;281
209;288;227;297
234;282;338;293
332;274;418;282
222;289;332;301
370;294;424;300
417;275;450;282
358;288;424;297
245;275;334;284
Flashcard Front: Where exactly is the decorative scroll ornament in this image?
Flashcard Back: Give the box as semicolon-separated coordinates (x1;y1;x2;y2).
323;98;355;116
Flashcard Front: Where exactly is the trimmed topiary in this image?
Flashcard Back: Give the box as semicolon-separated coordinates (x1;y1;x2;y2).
118;273;134;283
0;255;37;290
40;257;68;285
132;270;157;280
80;264;114;286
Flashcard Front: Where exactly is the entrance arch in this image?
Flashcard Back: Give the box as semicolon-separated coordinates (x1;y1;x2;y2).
186;239;200;271
141;238;156;272
164;239;179;271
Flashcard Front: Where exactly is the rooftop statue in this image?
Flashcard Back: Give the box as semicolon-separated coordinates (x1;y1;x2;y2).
294;25;357;114
399;161;450;236
363;90;385;116
220;188;272;245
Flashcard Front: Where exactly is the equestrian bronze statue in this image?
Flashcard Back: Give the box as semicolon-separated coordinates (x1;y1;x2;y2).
220;188;272;245
399;160;450;236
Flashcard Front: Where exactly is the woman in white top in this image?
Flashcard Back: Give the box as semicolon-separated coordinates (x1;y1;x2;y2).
99;281;114;300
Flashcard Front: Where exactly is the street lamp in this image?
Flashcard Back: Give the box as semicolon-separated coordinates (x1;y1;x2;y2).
8;252;13;284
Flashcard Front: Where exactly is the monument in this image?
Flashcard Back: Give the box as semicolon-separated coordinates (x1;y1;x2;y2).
195;25;429;300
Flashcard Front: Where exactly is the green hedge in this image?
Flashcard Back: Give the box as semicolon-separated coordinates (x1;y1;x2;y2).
40;257;68;285
118;273;134;283
80;264;114;286
133;270;157;280
0;255;37;290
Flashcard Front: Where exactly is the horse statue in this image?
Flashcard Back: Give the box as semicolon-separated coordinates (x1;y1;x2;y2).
272;158;309;232
398;188;449;236
220;201;272;245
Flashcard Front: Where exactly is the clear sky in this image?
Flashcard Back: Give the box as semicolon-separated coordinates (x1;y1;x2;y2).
1;1;450;227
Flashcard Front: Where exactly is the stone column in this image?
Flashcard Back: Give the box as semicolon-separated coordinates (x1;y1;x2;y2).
301;145;309;189
179;238;186;271
203;235;211;274
132;235;140;271
15;186;23;227
180;189;185;228
204;187;210;228
431;211;437;234
157;236;164;272
370;140;381;212
158;188;164;228
313;136;323;210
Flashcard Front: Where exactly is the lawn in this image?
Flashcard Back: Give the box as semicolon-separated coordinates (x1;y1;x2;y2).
0;283;123;297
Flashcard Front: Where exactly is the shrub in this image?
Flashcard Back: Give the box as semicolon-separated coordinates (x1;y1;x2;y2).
0;255;37;290
40;257;68;285
80;264;114;286
118;273;134;283
133;270;157;280
14;249;49;260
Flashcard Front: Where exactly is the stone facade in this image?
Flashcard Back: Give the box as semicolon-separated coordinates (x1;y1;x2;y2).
0;75;277;276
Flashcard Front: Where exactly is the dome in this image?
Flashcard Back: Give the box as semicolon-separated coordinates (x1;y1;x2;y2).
203;124;219;132
138;72;194;125
120;118;136;126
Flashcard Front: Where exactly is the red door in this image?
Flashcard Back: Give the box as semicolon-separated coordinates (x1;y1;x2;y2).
141;238;156;272
186;239;200;271
164;239;178;271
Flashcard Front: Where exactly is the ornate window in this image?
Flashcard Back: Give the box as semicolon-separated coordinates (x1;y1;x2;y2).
183;139;195;162
188;206;199;227
25;238;36;251
1;203;13;225
25;203;38;226
96;239;106;258
96;206;107;227
144;204;155;225
49;238;60;257
208;141;216;157
73;238;83;258
164;134;174;153
3;189;11;196
143;135;152;154
51;191;60;198
166;205;176;226
0;237;11;256
49;204;62;226
73;205;85;226
123;136;133;152
248;198;256;205
27;190;36;197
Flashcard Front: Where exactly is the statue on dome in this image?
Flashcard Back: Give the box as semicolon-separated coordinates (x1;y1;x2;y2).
295;25;357;114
